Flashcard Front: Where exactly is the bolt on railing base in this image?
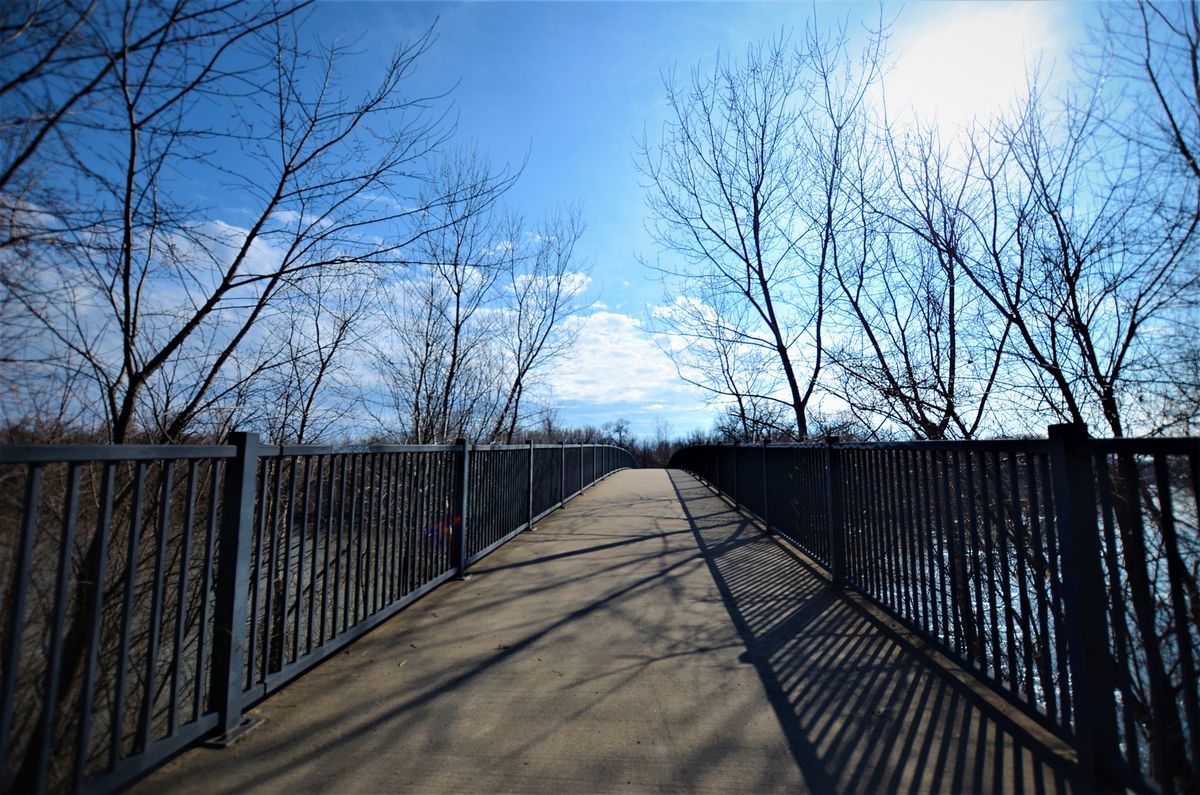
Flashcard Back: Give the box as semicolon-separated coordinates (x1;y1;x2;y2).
200;715;264;749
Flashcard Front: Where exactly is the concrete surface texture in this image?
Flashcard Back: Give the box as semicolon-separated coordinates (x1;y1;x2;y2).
132;469;1078;794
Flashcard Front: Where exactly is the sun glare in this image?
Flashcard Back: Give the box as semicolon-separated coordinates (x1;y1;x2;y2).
883;4;1064;129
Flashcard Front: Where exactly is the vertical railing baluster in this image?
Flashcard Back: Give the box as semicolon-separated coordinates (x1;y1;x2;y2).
296;456;311;662
1007;452;1035;707
761;441;769;531
933;452;951;647
33;463;80;792
246;457;268;688
824;437;845;589
861;450;877;599
883;451;903;618
965;451;986;674
1038;450;1070;724
883;450;901;610
1152;452;1200;779
731;441;739;509
716;444;722;494
977;451;1001;683
369;451;380;608
917;450;938;643
193;462;219;721
138;461;173;753
380;453;394;605
523;441;532;531
282;456;298;657
344;454;359;632
169;461;199;736
351;454;366;627
951;451;973;665
263;455;283;680
110;461;147;769
324;454;341;645
455;438;469;578
902;450;921;624
1096;457;1134;758
75;462;115;789
990;450;1015;695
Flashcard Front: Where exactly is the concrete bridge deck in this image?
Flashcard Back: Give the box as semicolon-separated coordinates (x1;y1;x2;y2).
134;469;1077;794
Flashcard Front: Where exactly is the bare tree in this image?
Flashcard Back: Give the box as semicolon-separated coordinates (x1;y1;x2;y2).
640;23;882;438
828;123;1011;439
653;290;795;440
489;207;588;443
947;80;1197;438
1098;0;1200;433
1;1;308;236
371;148;518;443
0;2;453;443
259;270;372;444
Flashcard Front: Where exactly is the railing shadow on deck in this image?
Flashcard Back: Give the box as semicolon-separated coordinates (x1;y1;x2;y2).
667;470;1081;795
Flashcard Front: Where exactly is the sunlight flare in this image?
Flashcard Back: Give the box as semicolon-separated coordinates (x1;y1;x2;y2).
883;4;1065;128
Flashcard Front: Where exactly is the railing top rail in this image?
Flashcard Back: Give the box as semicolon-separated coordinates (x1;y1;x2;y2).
675;439;1054;453
826;438;1053;452
0;440;635;464
270;443;461;456
677;435;1198;455
1083;436;1200;455
469;443;629;452
0;443;237;464
468;443;536;452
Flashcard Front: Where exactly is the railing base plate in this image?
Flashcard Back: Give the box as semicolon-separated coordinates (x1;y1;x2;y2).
201;715;264;748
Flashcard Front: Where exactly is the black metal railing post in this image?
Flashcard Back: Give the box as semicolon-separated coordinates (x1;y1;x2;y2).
210;431;260;742
560;441;566;508
824;436;845;588
454;438;469;579
526;439;534;531
761;440;769;530
1047;423;1123;789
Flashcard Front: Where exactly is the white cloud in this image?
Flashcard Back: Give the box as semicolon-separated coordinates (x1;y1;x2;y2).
268;209;334;231
511;270;591;297
549;311;709;409
269;209;304;226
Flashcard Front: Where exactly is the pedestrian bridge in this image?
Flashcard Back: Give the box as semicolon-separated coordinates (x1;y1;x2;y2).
131;469;1075;793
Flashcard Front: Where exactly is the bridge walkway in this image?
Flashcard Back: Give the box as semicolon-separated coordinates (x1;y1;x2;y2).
133;469;1076;793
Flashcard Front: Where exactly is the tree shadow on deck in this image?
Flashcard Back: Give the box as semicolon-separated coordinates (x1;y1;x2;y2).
668;470;1080;795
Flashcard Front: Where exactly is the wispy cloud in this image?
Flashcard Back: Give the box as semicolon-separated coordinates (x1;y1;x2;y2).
546;310;715;434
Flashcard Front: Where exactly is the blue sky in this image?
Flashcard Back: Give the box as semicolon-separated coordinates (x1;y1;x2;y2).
306;1;1090;439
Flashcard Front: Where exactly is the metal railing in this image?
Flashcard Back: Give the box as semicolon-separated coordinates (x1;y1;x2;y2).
670;425;1199;794
0;436;635;794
